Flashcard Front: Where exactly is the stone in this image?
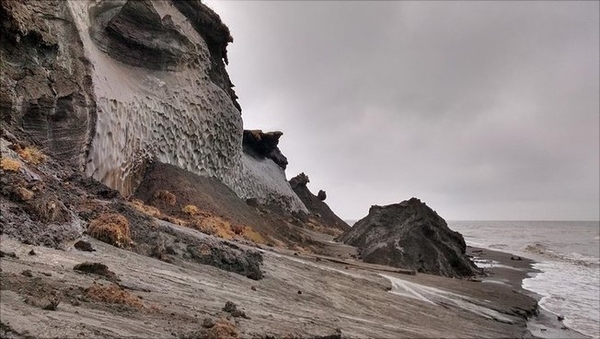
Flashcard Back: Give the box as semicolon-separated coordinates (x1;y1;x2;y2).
317;190;327;201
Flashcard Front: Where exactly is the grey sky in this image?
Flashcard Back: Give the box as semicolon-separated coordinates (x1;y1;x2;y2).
204;1;599;221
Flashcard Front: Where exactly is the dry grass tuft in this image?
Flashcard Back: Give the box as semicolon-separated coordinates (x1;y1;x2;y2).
0;157;22;172
153;190;176;205
186;318;239;339
88;213;131;248
242;227;266;245
84;283;143;309
190;216;235;240
16;146;46;165
205;318;239;339
129;199;161;218
160;215;187;226
182;204;199;216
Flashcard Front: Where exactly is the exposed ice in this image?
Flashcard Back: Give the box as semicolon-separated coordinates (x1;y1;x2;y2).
66;0;307;212
381;274;516;324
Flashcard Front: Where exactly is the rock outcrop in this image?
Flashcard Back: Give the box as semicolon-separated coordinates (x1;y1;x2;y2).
336;198;478;277
289;173;350;233
0;0;96;170
243;130;288;170
89;0;196;72
1;0;305;214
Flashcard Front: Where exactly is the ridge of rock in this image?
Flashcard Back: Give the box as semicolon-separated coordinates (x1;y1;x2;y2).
242;130;288;170
336;197;478;277
289;173;350;233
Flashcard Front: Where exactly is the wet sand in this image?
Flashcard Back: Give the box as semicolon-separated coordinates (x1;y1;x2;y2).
467;246;589;339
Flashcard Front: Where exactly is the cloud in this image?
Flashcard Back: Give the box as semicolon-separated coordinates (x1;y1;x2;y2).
206;1;599;220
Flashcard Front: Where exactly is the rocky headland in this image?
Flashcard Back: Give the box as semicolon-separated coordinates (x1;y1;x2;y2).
336;198;479;277
0;0;550;338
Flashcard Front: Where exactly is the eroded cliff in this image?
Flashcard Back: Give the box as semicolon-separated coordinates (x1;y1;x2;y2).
1;0;306;213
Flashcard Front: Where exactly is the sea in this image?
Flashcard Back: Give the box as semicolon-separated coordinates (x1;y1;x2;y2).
448;221;600;339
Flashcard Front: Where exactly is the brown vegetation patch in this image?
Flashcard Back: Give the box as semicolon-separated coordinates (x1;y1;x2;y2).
15;145;46;165
29;194;71;223
0;157;21;171
84;283;143;309
182;318;239;339
182;204;200;216
128;198;161;218
153;190;176;205
190;216;235;240
88;213;131;248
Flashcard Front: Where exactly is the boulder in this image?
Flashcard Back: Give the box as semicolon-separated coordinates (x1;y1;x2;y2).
336;198;478;277
317;190;327;201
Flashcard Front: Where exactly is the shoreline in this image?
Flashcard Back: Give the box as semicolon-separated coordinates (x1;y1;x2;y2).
467;246;589;339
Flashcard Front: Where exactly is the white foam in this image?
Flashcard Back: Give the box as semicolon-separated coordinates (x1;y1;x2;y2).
523;261;600;338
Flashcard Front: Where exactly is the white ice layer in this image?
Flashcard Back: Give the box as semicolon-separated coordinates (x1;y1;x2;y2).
240;154;308;213
381;274;516;324
66;0;307;212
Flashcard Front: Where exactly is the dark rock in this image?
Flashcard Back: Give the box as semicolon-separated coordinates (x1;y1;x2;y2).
21;269;33;277
511;255;522;261
317;190;327;201
73;262;120;282
251;286;257;291
42;297;60;311
0;250;18;258
242;130;288;169
202;318;215;329
557;314;565;321
314;329;342;339
184;243;263;281
89;0;195;72
74;240;95;252
336;198;478;278
289;173;350;233
297;290;302;295
289;173;310;187
222;301;249;318
28;249;36;255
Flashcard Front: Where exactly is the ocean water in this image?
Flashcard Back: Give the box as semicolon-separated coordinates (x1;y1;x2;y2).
448;220;600;339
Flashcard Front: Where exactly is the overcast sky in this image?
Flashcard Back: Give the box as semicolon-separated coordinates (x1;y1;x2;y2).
204;1;599;221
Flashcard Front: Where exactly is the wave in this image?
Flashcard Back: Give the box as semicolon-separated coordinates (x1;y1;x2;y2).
524;243;600;267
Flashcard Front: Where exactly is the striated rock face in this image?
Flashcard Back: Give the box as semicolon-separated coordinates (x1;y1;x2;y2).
1;0;306;213
336;198;478;277
290;173;350;232
0;0;96;169
71;0;243;196
89;0;196;72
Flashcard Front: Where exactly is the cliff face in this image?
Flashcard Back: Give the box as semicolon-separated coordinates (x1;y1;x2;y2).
0;0;97;170
1;0;306;213
336;198;478;277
